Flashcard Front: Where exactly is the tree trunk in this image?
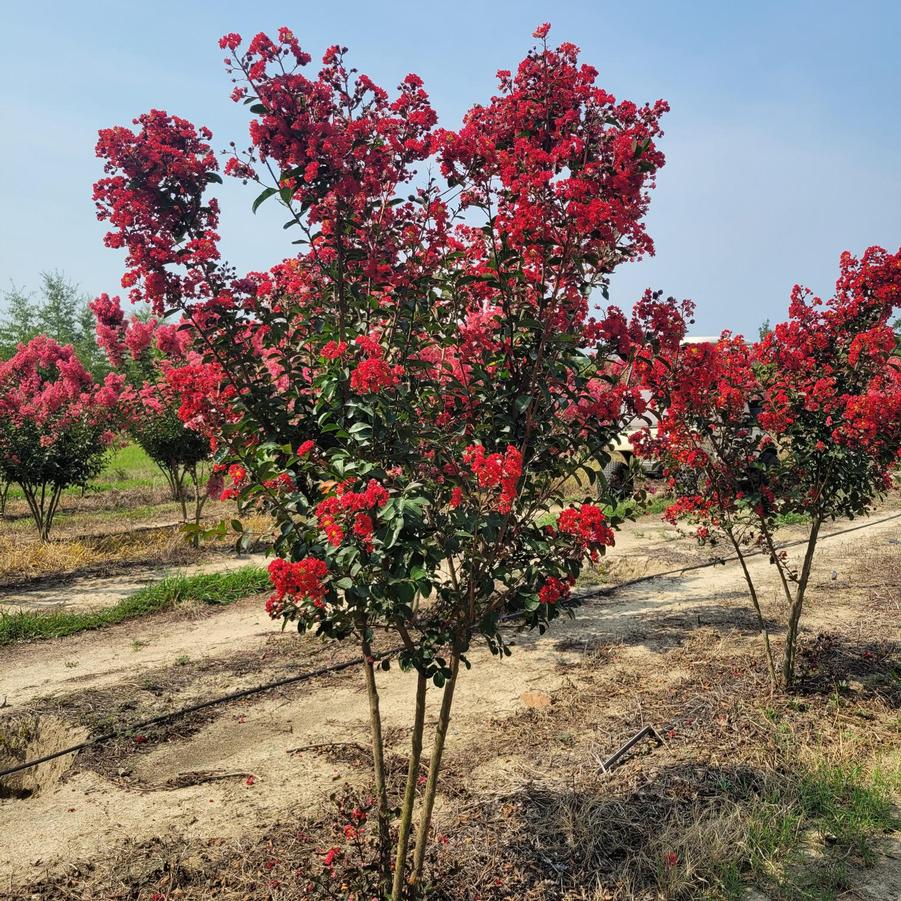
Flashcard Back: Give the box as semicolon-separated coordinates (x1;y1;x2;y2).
412;653;460;886
725;528;777;688
359;632;392;889
22;482;61;542
391;673;428;900
782;517;822;688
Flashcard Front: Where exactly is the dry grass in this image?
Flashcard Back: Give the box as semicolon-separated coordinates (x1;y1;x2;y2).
0;513;274;588
425;632;899;900
0;527;205;586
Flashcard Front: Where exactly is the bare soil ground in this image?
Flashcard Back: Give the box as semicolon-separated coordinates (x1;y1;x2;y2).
0;504;898;899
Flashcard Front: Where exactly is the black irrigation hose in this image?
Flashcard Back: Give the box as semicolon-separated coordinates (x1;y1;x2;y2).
1;510;898;782
0;650;402;781
577;510;901;604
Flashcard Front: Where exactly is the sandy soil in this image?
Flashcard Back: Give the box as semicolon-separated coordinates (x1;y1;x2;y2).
0;508;898;898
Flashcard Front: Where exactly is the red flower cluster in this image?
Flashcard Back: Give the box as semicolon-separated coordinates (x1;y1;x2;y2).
219;28;437;284
662;495;714;526
266;556;329;616
349;357;402;395
94;110;221;314
756;246;901;459
437;24;668;327
538;577;573;605
556;503;615;557
462;444;523;513
220;464;247;500
0;335;122;442
315;478;390;549
164;357;237;447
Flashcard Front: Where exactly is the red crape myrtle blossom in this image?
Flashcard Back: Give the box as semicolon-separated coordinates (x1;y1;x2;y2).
94;110;222;313
641;248;901;689
266;556;329;617
90;294;213;527
94;24;689;897
0;336;123;540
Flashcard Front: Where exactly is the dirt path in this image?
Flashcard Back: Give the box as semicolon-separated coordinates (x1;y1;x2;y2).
0;510;898;892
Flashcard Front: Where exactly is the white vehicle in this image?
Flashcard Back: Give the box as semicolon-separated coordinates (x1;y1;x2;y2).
602;337;719;497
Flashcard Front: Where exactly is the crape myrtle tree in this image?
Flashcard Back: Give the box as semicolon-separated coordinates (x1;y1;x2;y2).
0;336;123;539
633;334;783;685
639;247;901;689
93;23;690;896
90;293;213;526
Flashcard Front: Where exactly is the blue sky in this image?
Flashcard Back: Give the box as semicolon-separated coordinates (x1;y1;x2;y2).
1;0;898;336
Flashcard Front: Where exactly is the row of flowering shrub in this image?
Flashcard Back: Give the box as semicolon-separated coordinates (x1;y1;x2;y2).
0;287;219;539
0;319;214;540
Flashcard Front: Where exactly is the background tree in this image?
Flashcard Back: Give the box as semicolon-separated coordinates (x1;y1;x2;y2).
0;336;123;539
0;273;109;378
91;293;212;525
754;246;901;685
641;247;901;688
634;334;781;685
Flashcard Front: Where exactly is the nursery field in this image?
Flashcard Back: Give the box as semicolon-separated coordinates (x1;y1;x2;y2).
1;486;898;900
0;443;271;596
2;7;899;901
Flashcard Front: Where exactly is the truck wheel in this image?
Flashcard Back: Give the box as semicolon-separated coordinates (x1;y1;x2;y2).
600;460;633;502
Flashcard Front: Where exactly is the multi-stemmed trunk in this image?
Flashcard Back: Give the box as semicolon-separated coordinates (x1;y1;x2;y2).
723;527;777;688
160;462;209;547
359;628;392;890
21;481;63;541
780;517;822;688
391;673;428;899
359;632;464;900
411;652;460;886
754;515;825;689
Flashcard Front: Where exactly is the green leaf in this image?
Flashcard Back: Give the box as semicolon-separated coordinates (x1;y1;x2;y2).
252;186;278;214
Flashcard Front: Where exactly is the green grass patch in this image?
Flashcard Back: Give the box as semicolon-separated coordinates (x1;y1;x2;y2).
699;753;900;900
609;493;672;519
88;441;166;491
0;565;270;644
775;511;810;526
